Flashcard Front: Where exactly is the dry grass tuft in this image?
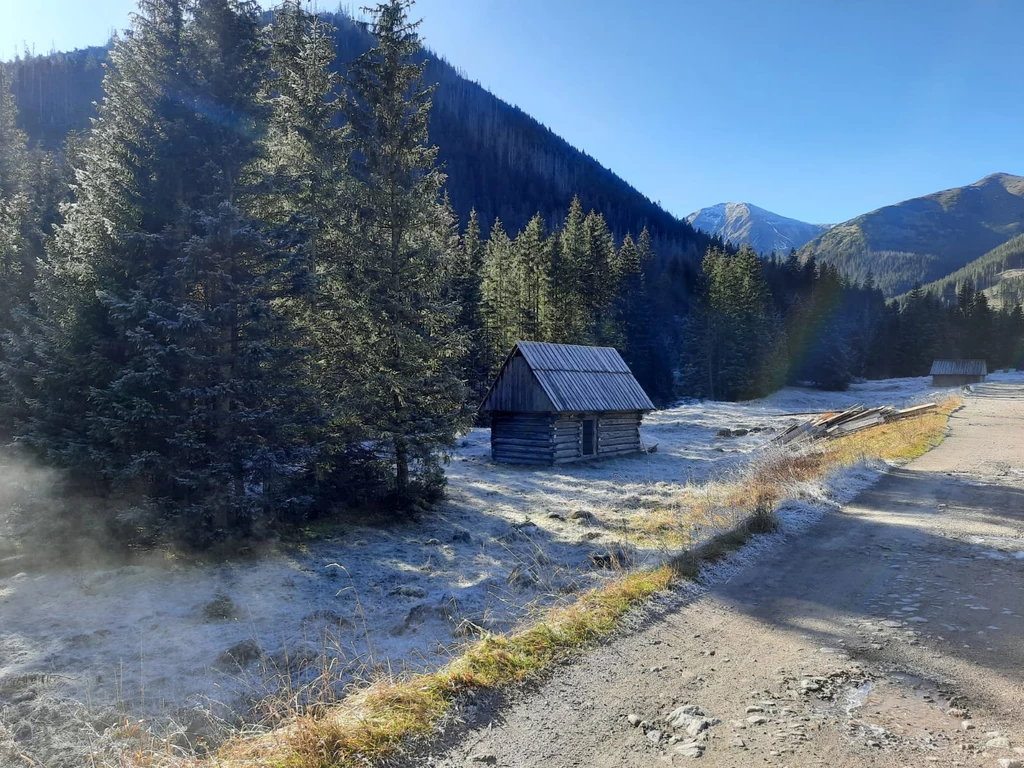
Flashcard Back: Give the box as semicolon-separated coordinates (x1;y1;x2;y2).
824;396;960;464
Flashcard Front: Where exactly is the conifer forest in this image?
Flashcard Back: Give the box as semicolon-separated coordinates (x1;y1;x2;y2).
0;0;1022;548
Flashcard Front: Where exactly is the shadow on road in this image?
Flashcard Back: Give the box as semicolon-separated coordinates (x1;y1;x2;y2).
708;465;1024;715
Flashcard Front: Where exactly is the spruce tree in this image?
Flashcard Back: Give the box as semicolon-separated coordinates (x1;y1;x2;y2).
898;284;939;375
256;0;348;229
549;195;587;342
452;209;484;336
341;0;470;503
582;210;618;345
514;213;550;342
967;291;994;363
450;209;489;400
680;245;786;400
479;217;516;367
18;0;312;542
616;228;669;401
677;249;722;399
0;62;37;438
0;63;34;327
256;0;387;506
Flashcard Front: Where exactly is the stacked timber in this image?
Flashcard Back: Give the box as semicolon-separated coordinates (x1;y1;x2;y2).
596;413;643;459
771;402;938;447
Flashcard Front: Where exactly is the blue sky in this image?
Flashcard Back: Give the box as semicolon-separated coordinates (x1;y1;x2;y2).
2;0;1021;223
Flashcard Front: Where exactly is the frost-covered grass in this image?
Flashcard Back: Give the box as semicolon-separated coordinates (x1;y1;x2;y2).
0;373;1016;766
197;389;970;768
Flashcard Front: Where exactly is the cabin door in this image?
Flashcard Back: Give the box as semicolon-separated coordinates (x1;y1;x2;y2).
582;417;597;456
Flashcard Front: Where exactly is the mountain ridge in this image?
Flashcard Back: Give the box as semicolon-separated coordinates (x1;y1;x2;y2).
686;202;829;255
797;172;1024;296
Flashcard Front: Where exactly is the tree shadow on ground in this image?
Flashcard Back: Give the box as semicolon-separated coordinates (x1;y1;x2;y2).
704;465;1024;712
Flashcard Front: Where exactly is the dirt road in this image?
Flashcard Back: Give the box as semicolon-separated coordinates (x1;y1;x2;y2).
420;382;1024;768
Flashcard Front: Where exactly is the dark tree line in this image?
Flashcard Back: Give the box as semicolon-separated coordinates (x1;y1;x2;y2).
675;248;1024;399
466;217;1024;405
869;281;1024;378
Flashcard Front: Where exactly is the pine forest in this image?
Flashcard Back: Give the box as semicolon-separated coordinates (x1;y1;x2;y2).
1;0;1022;549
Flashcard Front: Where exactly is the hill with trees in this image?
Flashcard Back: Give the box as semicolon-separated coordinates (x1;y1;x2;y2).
797;173;1024;297
914;234;1024;308
5;11;714;266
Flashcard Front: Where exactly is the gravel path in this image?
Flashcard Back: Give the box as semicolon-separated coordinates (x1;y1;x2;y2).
417;382;1024;768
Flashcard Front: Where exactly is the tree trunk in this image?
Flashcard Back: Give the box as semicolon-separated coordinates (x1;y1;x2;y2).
395;436;409;494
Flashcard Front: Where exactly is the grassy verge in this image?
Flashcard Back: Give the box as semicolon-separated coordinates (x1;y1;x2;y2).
142;397;959;768
211;567;676;767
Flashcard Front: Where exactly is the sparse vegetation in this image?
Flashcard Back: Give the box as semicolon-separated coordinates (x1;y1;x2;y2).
201;593;238;622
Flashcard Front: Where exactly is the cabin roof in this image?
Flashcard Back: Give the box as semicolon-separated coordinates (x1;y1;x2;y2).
929;359;988;376
481;341;655;413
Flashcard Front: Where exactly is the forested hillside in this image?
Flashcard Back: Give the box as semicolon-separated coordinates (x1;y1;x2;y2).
915;234;1024;308
0;0;1022;553
6;11;713;264
798;173;1024;296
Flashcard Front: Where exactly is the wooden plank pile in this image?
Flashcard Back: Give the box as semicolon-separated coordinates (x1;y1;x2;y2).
772;402;938;447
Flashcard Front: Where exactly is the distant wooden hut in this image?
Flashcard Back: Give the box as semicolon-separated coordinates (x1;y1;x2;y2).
479;341;655;465
930;359;987;386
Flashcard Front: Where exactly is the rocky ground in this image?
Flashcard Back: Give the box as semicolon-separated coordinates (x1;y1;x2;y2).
417;381;1024;768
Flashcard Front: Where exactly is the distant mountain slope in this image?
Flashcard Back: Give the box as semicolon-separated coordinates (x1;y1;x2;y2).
686;202;829;254
915;233;1024;308
6;13;713;264
797;173;1024;297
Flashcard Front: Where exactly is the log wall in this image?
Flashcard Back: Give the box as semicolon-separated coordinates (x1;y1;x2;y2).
491;412;555;464
931;374;985;387
552;416;582;463
596;412;643;457
491;411;646;465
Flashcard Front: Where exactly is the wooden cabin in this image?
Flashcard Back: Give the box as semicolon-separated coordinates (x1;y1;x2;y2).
479;341;655;465
930;359;987;386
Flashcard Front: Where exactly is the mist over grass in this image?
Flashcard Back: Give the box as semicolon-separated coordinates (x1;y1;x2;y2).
0;446;149;574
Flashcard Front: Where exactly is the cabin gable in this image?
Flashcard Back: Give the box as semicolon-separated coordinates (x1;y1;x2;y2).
480;352;556;413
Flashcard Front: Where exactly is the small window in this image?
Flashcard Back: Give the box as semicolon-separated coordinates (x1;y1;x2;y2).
582;418;596;456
